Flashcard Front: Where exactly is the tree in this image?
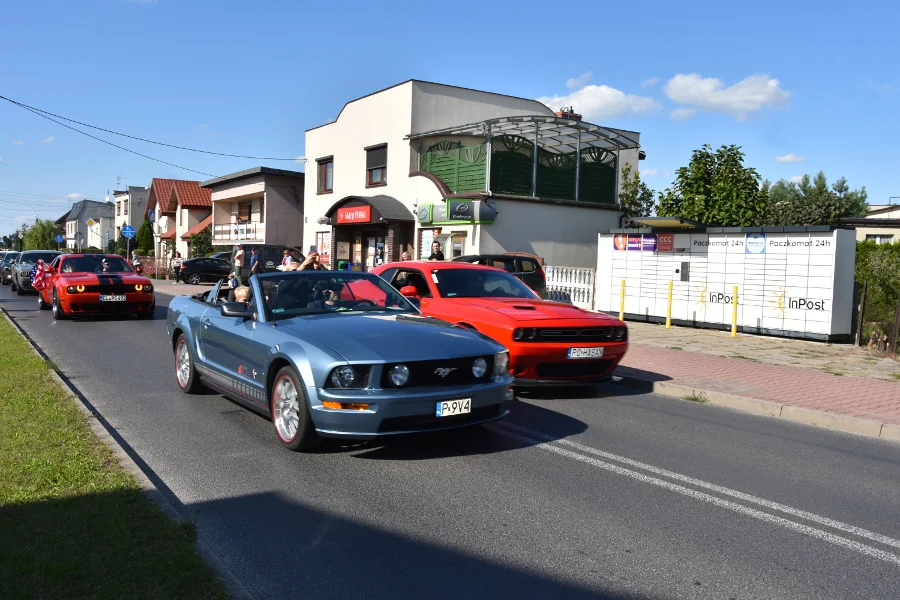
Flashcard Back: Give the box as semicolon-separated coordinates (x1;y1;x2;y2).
766;171;868;226
658;144;766;226
136;221;153;254
23;219;60;250
618;163;656;221
189;224;212;258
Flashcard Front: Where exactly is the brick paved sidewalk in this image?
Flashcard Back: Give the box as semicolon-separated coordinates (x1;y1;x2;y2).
618;344;900;427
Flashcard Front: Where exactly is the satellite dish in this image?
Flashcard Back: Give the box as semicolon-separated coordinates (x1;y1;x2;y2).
158;216;169;229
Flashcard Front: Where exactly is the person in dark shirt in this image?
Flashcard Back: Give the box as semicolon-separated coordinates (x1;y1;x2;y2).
249;248;260;276
429;241;444;261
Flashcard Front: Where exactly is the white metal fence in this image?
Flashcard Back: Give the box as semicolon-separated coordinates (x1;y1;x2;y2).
545;266;595;311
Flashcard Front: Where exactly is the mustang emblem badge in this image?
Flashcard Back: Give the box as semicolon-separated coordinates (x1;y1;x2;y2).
434;367;456;378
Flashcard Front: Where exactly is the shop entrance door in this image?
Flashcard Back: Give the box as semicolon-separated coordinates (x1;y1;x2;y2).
361;230;386;271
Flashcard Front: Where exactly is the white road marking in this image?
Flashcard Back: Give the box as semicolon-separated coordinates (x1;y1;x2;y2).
488;424;900;567
497;421;900;552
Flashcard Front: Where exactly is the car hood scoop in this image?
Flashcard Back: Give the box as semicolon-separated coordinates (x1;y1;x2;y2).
446;298;614;322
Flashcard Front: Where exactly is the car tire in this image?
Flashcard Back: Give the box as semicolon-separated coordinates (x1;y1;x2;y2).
174;334;203;393
52;289;69;320
187;273;201;285
15;281;24;296
9;279;16;291
271;365;320;452
38;290;50;310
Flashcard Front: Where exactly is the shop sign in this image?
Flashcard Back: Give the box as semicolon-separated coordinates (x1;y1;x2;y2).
641;234;658;252
448;200;474;220
418;201;496;224
627;235;642;251
658;234;674;252
336;206;371;224
745;233;767;254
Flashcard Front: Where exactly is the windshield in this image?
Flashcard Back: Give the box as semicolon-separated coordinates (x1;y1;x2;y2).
433;268;539;299
259;272;417;321
3;252;20;263
61;256;134;273
18;252;59;265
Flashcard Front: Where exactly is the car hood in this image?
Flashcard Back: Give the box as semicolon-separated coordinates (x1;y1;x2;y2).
442;297;618;323
57;272;152;284
277;312;504;362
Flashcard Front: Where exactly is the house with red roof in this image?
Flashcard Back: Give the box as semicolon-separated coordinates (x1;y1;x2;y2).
144;177;212;258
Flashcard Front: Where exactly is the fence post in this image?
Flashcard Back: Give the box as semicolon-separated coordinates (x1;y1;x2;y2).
731;285;739;338
855;280;868;347
890;292;900;355
618;279;625;321
665;281;673;329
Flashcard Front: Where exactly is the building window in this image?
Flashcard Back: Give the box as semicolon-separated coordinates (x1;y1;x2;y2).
124;201;128;216
116;226;121;239
317;157;333;194
258;198;265;223
366;144;387;187
116;202;121;216
316;231;331;267
865;234;894;245
238;202;251;222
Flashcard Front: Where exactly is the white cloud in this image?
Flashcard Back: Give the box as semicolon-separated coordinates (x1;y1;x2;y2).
41;136;55;144
538;84;661;121
0;157;5;163
11;140;24;145
787;175;805;184
639;77;659;89
67;193;85;199
664;73;791;120
566;71;593;91
775;153;804;164
671;107;697;121
640;167;660;177
197;124;208;129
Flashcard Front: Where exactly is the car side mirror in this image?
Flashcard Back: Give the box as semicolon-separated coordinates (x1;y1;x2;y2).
220;302;256;319
399;285;419;298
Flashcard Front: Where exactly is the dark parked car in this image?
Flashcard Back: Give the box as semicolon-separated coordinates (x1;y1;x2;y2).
176;257;232;285
452;254;546;298
11;250;62;295
215;244;306;281
1;251;20;285
209;251;232;262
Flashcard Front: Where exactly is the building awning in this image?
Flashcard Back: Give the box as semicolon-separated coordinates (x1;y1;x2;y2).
181;215;213;240
325;195;414;223
160;229;176;241
406;115;640;154
629;217;705;229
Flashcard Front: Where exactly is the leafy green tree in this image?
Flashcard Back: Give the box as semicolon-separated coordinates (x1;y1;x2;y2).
189;224;212;258
766;171;868;226
1;235;13;249
618;163;656;220
136;221;153;254
658;144;766;226
23;219;60;250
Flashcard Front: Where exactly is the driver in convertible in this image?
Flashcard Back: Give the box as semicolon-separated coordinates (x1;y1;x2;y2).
307;281;341;310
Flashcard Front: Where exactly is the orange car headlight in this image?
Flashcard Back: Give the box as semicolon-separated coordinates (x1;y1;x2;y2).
135;284;143;292
75;285;85;293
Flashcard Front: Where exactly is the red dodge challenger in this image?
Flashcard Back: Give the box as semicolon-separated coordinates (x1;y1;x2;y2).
372;261;628;386
38;254;155;320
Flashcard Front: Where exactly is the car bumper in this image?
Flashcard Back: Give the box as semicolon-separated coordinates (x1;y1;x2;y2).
60;292;155;314
509;342;628;385
308;377;514;439
18;277;33;290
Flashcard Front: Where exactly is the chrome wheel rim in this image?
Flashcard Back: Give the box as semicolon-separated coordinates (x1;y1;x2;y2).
273;376;300;442
52;294;59;317
189;274;200;285
176;341;191;387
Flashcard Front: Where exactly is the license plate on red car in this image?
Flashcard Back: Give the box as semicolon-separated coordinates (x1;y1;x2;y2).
568;347;604;359
100;295;126;302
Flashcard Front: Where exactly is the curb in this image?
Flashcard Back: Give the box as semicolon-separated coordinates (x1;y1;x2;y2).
1;308;255;600
614;375;899;443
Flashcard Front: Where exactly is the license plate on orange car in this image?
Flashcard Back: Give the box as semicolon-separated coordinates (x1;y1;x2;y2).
436;398;471;417
100;295;126;302
568;347;604;359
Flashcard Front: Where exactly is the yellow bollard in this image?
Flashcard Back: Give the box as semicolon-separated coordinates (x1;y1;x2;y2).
618;279;625;321
665;281;673;329
731;285;739;337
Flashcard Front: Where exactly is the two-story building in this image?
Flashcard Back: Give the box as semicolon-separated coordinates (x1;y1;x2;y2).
302;79;642;270
144;178;212;258
199;166;305;250
113;186;149;242
59;199;115;251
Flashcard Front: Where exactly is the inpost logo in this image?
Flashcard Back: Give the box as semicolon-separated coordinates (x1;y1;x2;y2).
769;287;785;316
694;284;707;310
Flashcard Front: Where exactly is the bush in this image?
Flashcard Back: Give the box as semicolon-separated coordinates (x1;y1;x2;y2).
148;250;155;257
856;241;900;348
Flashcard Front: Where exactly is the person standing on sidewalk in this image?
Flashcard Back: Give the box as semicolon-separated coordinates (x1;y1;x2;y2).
249;248;260;278
172;252;184;284
232;244;244;286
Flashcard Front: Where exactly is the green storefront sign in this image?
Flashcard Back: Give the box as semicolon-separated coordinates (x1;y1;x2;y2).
417;200;497;225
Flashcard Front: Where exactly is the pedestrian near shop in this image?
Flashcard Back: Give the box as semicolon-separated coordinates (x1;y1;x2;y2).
233;244;244;285
172;252;184;283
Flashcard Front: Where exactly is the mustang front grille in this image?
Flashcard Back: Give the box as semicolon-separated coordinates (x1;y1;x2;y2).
380;355;494;388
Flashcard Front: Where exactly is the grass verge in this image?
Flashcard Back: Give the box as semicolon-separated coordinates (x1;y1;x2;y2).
0;316;229;599
682;391;709;404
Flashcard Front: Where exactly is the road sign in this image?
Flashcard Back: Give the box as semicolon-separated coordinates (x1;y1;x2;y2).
121;225;135;239
86;218;96;227
18;233;23;239
55;235;64;243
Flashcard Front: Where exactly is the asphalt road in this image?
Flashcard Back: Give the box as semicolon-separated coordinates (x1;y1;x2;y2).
3;283;900;600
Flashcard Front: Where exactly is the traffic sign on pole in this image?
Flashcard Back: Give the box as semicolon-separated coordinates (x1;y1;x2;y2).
55;235;64;244
121;225;135;239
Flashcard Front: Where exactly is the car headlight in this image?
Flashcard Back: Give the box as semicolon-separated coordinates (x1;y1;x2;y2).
330;366;357;388
512;328;537;341
144;284;153;292
614;326;627;341
66;286;76;293
135;284;143;292
388;364;410;387
472;357;488;378
76;285;85;293
493;351;510;379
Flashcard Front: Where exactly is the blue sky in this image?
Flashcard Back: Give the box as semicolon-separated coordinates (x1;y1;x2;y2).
1;0;898;236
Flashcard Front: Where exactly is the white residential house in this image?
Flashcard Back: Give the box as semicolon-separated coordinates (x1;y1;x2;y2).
113;186;149;243
60;200;115;251
200;166;305;249
144;178;212;258
302;79;643;270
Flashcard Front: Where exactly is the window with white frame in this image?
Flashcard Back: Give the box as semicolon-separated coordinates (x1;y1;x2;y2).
865;234;894;245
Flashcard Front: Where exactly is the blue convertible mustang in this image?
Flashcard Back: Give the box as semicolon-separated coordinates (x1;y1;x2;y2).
166;271;514;451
